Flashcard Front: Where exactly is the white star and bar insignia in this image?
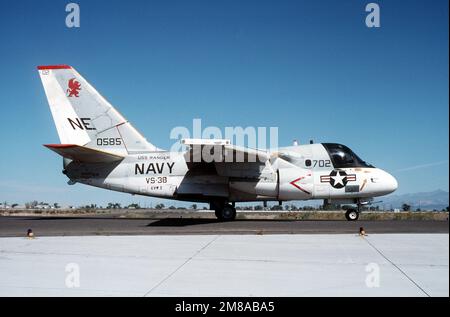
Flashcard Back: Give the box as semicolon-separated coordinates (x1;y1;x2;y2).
320;170;356;189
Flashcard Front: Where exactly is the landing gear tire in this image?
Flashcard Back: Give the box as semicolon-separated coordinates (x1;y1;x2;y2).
215;204;236;221
345;209;359;221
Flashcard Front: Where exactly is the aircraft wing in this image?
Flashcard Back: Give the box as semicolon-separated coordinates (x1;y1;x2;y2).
224;144;271;162
182;138;271;163
182;139;273;179
44;144;125;163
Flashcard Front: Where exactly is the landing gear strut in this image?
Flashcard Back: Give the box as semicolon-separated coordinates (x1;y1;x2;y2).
211;202;237;221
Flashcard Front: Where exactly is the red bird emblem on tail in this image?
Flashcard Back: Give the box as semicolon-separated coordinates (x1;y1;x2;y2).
67;78;81;97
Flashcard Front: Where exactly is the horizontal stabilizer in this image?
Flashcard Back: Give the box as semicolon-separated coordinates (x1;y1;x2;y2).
44;144;124;163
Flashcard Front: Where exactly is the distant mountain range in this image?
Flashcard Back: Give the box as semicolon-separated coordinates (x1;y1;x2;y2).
374;190;449;211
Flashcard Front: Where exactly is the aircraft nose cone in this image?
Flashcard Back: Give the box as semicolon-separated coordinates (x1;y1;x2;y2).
385;172;398;193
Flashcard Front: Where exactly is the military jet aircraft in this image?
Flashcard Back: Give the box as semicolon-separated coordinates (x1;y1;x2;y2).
37;65;398;221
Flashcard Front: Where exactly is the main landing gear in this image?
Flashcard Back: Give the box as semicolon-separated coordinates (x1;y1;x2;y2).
211;202;237;221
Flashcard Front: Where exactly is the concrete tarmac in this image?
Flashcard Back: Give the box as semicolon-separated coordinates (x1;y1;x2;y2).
0;234;448;296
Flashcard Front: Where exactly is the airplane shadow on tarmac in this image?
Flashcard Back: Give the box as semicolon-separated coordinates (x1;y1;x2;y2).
147;218;235;227
146;218;301;227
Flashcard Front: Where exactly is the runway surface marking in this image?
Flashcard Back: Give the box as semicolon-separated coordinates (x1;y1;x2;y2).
143;235;220;296
363;237;430;297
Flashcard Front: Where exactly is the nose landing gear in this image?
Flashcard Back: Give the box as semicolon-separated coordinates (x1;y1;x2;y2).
345;209;359;221
345;201;363;221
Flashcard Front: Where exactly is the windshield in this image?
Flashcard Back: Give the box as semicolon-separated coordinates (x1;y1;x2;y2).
322;143;374;168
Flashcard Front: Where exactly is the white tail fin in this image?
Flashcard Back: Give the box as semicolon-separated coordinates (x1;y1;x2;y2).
37;65;160;154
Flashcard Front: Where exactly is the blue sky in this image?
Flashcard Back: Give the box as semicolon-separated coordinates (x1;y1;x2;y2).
0;0;448;207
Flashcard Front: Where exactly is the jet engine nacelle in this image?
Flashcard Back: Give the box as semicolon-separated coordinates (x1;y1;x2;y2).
229;180;278;198
277;168;313;200
229;168;314;201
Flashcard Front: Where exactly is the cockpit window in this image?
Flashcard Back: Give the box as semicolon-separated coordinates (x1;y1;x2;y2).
322;143;374;168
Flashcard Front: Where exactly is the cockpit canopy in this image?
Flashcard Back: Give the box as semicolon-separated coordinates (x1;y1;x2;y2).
322;143;374;168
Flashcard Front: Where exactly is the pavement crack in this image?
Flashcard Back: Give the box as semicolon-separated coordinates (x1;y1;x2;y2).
143;235;220;297
363;237;431;297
